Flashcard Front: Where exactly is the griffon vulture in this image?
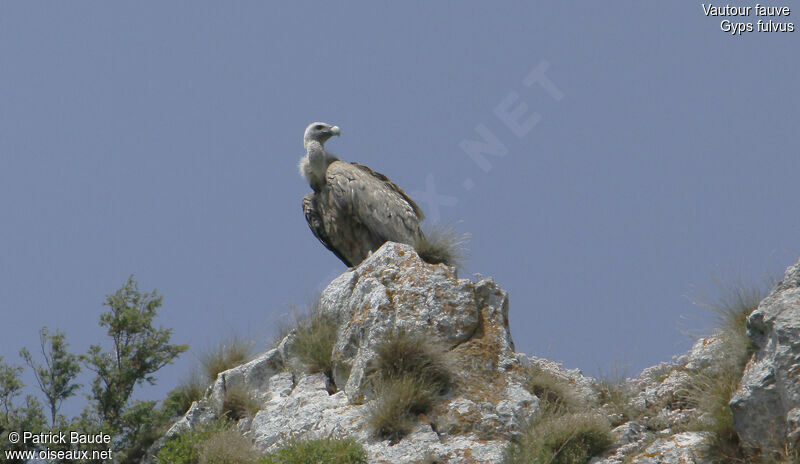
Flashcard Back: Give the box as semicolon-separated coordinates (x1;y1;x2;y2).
299;122;425;266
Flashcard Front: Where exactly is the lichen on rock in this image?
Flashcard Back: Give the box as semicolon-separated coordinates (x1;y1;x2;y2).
152;248;800;464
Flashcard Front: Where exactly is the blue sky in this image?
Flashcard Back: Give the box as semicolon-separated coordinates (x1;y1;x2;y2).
1;3;797;413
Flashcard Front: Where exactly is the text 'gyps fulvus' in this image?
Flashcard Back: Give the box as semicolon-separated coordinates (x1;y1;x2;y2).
299;122;425;267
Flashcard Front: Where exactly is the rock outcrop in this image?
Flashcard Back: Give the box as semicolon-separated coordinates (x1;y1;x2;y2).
617;432;712;464
150;247;800;464
159;243;539;463
731;260;800;451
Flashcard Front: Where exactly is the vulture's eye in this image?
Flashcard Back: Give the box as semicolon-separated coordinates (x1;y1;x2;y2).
315;125;324;130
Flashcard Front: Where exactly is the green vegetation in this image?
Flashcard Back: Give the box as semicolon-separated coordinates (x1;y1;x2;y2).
366;329;452;440
682;282;769;463
595;366;636;427
522;364;581;415
115;400;173;464
169;333;257;420
200;335;254;384
261;437;367;464
373;328;451;394
1;276;189;464
80;276;188;464
503;412;612;464
581;279;787;463
159;424;367;464
4;262;794;464
164;370;208;418
367;374;440;440
160;425;256;464
198;427;262;464
19;327;81;426
221;383;261;421
83;276;188;429
0;357;47;463
414;223;469;268
286;298;339;379
503;364;612;464
156;422;222;464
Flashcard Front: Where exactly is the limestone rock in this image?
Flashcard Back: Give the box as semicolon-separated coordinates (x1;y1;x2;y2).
321;242;484;402
684;336;727;372
313;243;531;439
246;243;536;461
524;355;599;405
623;432;712;464
611;421;646;446
731;259;800;450
247;370;509;463
365;426;506;464
154;244;800;464
209;348;283;411
155;243;533;463
142;400;218;464
251;373;365;451
164;401;216;439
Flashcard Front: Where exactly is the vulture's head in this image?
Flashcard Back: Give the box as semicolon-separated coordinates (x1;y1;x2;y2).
304;122;341;147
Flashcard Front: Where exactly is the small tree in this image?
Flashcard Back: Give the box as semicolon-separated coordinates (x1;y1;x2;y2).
0;357;46;463
20;327;81;425
82;276;188;429
0;357;24;423
116;400;173;464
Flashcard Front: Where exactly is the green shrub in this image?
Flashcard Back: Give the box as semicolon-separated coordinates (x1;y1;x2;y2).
595;374;635;427
373;329;451;393
199;427;261;464
366;375;439;441
156;422;262;464
290;301;339;379
503;412;612;464
414;224;469;268
507;364;613;463
164;370;207;417
684;282;770;463
222;384;261;421
366;329;453;440
200;336;254;383
260;437;367;464
522;364;581;415
698;280;767;346
156;424;218;464
116;400;175;464
684;355;745;460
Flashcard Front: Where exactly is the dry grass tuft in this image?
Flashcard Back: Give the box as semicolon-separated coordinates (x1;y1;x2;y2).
200;335;254;383
683;281;771;463
373;329;451;393
198;427;261;464
287;298;339;379
506;364;613;463
164;369;208;417
414;224;469;268
595;366;636;427
261;436;367;464
221;384;261;421
522;364;582;415
366;375;439;441
503;412;612;464
366;329;452;440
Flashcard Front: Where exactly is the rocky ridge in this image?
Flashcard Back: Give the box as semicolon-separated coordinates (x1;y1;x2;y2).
148;243;800;464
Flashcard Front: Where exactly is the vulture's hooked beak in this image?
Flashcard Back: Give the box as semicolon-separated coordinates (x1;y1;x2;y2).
330;126;341;137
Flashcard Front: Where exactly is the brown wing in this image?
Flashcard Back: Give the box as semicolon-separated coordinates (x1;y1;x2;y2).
325;161;424;247
349;162;425;220
302;192;354;266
